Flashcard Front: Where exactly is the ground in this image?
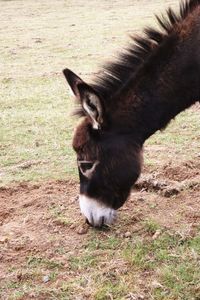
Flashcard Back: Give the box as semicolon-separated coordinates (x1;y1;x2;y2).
1;147;200;299
0;1;200;299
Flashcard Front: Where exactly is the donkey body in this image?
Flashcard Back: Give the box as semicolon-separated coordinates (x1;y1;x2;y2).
63;0;200;227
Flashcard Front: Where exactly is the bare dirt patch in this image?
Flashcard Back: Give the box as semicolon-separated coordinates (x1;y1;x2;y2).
0;180;79;278
0;164;199;287
161;160;200;181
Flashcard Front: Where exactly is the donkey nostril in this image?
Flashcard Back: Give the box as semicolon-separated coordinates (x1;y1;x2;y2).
86;218;92;226
85;213;95;227
100;216;104;227
85;216;104;228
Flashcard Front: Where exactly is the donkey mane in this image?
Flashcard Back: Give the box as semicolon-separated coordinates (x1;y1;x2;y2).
73;0;197;111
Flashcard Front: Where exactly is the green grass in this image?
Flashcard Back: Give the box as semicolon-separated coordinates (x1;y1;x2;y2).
94;281;128;300
27;255;63;270
0;77;77;186
143;219;161;234
1;224;199;299
68;253;99;271
147;110;200;148
49;204;72;226
122;231;200;299
75;229;199;299
85;234;122;251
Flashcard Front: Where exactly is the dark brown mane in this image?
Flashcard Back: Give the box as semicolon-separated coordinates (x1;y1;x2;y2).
88;0;200;101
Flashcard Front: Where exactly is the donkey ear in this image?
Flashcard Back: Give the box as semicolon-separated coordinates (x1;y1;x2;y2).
63;68;83;98
63;68;104;130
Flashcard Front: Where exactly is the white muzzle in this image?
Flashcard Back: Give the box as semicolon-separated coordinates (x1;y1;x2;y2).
79;195;117;227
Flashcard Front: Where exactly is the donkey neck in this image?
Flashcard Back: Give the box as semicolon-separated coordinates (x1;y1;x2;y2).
119;30;200;143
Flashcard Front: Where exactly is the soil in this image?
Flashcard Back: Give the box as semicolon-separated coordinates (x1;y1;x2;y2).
0;164;199;282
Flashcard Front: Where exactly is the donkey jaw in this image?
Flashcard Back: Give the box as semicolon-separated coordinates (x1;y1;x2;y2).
79;195;117;227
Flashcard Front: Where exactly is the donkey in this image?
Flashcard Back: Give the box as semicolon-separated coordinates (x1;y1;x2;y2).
63;0;200;227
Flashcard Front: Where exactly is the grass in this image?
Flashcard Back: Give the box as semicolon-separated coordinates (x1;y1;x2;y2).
68;253;99;271
147;110;200;149
143;219;161;234
49;204;72;226
0;224;200;299
27;256;63;270
0;77;76;185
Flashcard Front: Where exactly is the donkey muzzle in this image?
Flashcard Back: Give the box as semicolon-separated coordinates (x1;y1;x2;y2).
79;195;117;227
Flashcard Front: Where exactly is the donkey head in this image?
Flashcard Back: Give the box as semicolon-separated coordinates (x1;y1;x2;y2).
63;69;142;227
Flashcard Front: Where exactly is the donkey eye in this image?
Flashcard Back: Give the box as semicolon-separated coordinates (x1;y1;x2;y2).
77;160;99;179
79;162;94;172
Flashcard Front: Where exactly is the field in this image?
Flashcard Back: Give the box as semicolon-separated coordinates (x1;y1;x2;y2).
0;0;200;299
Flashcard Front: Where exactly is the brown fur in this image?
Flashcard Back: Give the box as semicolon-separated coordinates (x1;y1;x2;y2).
63;0;200;215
